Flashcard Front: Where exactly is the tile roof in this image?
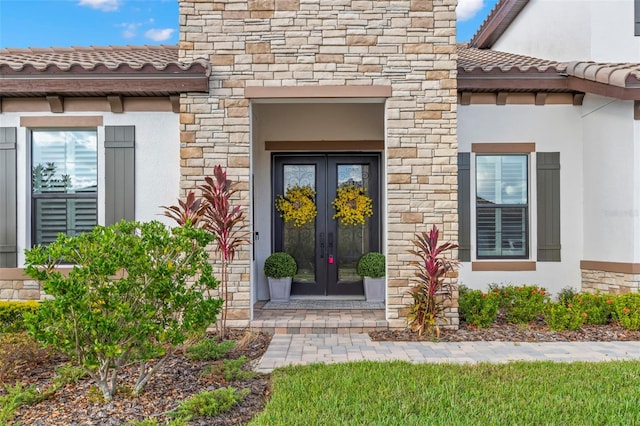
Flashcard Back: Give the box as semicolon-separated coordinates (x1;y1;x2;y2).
565;61;640;88
0;45;209;97
458;44;564;73
458;44;640;98
0;45;206;73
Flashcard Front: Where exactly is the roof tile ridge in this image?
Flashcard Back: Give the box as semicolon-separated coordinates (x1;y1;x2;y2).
458;47;567;74
469;0;505;45
0;61;208;74
469;0;530;49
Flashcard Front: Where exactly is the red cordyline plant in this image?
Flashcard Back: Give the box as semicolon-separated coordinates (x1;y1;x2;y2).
163;165;249;340
407;224;459;337
162;191;206;227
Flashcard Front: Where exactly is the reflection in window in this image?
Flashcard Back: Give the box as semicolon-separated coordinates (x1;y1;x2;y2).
476;155;528;258
31;130;98;245
337;164;370;282
282;165;316;282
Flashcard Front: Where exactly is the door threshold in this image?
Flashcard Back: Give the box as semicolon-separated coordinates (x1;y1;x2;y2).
289;295;366;301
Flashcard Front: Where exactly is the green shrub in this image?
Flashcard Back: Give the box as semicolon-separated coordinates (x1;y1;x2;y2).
504;285;548;324
0;301;39;333
613;293;640;330
488;284;518;309
263;252;297;278
201;356;256;382
558;286;578;307
185;339;235;361
544;303;586;331
23;220;223;401
459;289;500;328
0;382;46;424
171;387;249;421
356;252;385;278
572;292;614;325
54;364;88;387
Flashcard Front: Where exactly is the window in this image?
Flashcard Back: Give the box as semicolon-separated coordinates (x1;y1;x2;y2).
31;129;98;245
476;155;528;259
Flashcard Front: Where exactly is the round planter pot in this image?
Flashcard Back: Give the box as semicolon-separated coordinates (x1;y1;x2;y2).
268;277;293;302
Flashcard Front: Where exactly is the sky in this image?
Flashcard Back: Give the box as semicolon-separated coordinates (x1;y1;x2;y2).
0;0;499;49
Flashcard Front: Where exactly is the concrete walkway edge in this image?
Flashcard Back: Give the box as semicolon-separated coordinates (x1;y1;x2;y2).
256;333;640;373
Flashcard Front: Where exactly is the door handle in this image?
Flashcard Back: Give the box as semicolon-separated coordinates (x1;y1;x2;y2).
328;233;334;264
319;232;325;259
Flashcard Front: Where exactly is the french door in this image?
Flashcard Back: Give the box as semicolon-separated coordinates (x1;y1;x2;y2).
273;154;381;296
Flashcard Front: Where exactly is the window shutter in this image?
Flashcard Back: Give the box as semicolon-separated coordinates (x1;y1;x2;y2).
0;128;17;267
537;152;560;261
104;126;135;225
458;152;471;261
636;0;640;35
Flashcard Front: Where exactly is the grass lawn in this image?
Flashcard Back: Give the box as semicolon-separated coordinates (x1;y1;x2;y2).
250;360;640;425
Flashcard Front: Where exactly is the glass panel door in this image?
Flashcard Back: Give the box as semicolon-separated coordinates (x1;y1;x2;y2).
327;157;379;295
274;156;327;295
273;154;380;296
282;164;317;284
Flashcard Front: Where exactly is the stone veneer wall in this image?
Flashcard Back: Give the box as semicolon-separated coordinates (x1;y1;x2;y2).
581;270;640;294
179;0;458;328
0;279;44;301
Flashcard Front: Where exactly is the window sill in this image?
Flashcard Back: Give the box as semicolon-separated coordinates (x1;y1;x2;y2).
0;267;73;280
471;261;536;271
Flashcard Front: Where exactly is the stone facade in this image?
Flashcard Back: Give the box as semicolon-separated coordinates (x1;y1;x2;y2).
581;269;640;294
179;0;459;328
0;278;44;301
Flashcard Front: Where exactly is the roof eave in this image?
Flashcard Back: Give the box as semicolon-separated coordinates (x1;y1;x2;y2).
469;0;530;49
0;74;209;96
457;68;569;91
458;71;640;100
567;76;640;100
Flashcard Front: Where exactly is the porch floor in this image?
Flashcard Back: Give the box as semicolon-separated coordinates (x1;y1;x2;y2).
251;300;388;334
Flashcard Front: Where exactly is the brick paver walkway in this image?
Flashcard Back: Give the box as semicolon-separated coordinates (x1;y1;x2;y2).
256;334;640;373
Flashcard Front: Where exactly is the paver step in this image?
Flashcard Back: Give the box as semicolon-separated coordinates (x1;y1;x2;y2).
250;318;389;334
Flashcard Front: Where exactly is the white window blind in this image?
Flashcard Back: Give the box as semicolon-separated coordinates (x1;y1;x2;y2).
31;130;97;245
476;155;528;258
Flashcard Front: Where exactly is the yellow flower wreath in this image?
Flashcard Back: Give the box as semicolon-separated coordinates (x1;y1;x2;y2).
275;185;317;227
332;184;373;226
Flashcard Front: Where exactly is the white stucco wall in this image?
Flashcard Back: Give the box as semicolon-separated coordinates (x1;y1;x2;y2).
251;102;385;301
1;111;180;266
635;118;640;262
494;0;640;62
457;104;584;296
581;96;638;262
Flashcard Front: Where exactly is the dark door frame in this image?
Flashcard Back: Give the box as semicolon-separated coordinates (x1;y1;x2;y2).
272;152;381;296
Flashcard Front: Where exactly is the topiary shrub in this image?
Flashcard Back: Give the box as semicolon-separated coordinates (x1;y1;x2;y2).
264;252;297;279
356;252;385;278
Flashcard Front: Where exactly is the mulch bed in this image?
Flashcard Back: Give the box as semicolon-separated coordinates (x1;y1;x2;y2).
371;315;640;342
6;329;272;426
7;317;640;425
